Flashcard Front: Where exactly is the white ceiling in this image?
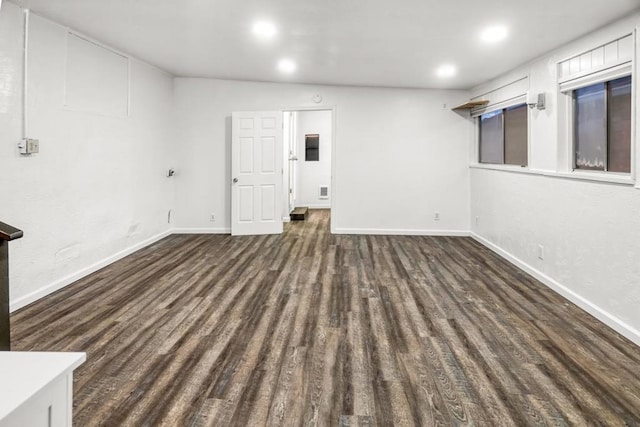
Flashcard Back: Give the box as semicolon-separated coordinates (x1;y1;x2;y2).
9;0;640;89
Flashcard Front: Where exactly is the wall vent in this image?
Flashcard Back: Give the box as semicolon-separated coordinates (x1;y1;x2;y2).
319;185;329;199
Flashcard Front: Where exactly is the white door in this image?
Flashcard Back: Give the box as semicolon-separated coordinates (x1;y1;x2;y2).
232;111;283;236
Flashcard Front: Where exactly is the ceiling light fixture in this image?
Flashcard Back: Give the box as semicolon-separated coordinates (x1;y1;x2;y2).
278;59;297;73
480;25;508;43
436;64;456;78
252;21;277;39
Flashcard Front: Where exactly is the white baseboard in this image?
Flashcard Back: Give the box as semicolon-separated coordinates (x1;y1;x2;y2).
333;228;470;237
471;232;640;347
10;229;173;312
171;227;231;234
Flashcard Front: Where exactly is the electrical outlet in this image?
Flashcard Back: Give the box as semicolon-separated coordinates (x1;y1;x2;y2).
537;244;544;260
434;212;440;221
210;213;216;222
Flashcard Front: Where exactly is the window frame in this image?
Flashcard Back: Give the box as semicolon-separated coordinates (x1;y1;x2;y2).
477;101;530;168
563;66;634;178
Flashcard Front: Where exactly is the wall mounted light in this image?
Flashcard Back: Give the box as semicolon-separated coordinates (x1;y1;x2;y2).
252;21;277;39
278;59;297;73
480;25;508;44
527;92;546;110
436;64;457;78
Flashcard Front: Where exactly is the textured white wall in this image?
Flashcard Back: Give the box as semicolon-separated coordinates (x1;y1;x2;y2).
0;4;175;309
295;110;332;208
469;11;640;344
172;78;472;234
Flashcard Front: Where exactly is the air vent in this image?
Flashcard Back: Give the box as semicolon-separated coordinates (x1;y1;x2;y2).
319;185;329;199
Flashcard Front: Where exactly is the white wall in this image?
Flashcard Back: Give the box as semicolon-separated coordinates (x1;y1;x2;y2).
0;3;175;310
294;110;332;209
172;78;472;234
469;11;640;344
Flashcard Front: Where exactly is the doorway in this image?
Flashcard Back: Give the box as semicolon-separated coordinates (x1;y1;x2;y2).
282;109;333;221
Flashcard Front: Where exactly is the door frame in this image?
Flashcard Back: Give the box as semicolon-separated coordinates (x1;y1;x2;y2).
282;106;337;234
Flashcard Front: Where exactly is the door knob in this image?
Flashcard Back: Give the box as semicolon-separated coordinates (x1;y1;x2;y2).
233;178;238;183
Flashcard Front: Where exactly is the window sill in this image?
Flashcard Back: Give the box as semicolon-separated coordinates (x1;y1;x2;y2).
469;163;537;175
470;164;636;186
551;170;634;185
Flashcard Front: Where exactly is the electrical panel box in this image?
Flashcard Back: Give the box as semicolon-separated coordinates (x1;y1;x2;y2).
18;138;39;155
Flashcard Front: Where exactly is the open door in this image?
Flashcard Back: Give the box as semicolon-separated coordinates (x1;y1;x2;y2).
231;111;283;236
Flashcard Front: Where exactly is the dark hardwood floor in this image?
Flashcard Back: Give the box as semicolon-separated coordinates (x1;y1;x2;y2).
11;210;640;426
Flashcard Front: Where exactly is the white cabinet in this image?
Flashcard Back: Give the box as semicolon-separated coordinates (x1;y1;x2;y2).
0;352;86;427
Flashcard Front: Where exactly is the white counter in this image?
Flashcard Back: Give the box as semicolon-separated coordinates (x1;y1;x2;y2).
0;352;86;427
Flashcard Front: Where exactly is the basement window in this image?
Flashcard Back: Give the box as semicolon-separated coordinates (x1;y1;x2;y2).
573;76;631;173
479;103;528;166
305;134;319;161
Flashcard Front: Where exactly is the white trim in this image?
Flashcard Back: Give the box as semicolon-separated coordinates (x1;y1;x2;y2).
66;29;129;59
471;94;527;118
632;27;637;185
558;54;635;179
63;31;131;119
636;27;640;189
10;229;172;312
282;216;291;223
556;32;634;64
559;61;632;93
281;105;337;234
333;228;470;236
470;232;640;347
470;163;533;175
28;9;173;78
470;163;635;185
472;76;529;101
171;227;231;234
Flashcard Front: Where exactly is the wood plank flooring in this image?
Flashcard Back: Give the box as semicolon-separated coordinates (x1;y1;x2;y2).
11;209;640;426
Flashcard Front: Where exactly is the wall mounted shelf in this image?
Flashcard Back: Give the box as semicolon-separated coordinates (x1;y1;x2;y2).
452;100;489;111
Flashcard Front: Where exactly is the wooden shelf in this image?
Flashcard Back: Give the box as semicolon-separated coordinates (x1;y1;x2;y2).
452;100;489;111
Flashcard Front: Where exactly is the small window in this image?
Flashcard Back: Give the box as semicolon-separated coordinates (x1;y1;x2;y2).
479;103;528;166
305;134;319;161
574;75;631;173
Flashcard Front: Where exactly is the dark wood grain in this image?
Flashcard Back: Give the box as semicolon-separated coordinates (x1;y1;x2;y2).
1;221;22;350
0;221;23;242
11;210;640;426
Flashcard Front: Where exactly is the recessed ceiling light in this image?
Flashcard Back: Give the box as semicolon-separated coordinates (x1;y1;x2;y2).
436;64;456;78
480;25;508;43
252;21;277;39
278;59;297;73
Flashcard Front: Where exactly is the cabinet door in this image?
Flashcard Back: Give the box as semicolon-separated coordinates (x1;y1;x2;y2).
1;375;70;427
